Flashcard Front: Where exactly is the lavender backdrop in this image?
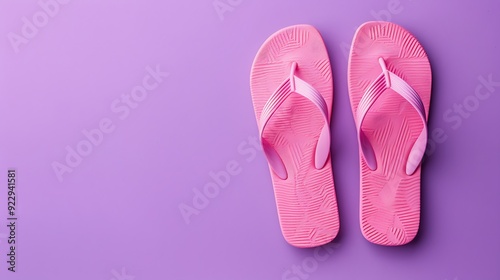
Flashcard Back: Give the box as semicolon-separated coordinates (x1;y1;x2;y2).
0;0;499;279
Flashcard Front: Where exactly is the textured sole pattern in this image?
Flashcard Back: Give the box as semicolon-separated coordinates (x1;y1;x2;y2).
250;25;339;248
348;22;432;246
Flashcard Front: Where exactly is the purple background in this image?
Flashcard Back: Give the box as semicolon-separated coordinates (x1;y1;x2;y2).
1;0;499;279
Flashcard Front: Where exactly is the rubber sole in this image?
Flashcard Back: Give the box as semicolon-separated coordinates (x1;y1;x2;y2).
250;25;340;248
348;21;432;246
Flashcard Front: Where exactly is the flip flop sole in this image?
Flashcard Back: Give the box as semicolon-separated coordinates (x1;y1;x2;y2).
250;25;339;248
348;22;432;246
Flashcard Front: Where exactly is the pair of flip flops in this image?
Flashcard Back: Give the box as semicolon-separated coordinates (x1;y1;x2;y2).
249;22;432;247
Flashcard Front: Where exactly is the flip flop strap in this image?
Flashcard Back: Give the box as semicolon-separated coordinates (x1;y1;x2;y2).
356;58;427;175
259;62;331;180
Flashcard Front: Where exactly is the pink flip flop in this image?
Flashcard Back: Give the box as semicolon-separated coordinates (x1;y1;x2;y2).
348;21;432;246
250;25;339;248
